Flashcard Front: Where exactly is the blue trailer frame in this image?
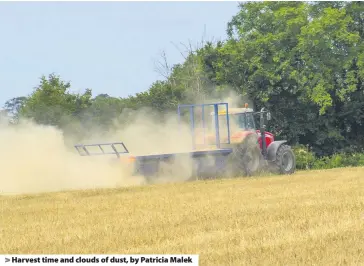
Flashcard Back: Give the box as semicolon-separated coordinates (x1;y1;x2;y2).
177;102;231;150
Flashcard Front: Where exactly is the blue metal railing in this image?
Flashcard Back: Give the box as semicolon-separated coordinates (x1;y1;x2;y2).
177;102;231;150
74;142;129;158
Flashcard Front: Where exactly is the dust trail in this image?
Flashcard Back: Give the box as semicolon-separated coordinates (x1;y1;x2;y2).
0;119;145;195
0;108;195;195
0;87;253;195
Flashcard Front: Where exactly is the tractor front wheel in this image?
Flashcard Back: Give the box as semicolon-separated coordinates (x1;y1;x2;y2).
273;144;296;174
228;134;263;177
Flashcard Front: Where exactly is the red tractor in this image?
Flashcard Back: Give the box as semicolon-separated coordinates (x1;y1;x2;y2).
193;103;296;176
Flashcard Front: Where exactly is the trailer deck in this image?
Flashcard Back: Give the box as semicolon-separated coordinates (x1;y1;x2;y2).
132;148;234;178
133;148;232;160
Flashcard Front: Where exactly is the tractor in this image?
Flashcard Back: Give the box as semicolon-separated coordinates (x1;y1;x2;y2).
207;103;295;176
74;102;296;181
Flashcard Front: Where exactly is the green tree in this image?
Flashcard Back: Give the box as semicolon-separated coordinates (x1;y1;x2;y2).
19;73;93;132
3;96;27;123
198;1;364;156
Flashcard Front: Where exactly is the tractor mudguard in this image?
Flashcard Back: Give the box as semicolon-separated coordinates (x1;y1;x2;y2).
266;140;287;162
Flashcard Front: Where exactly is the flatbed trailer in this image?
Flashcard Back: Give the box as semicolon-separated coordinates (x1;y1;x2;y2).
75;144;234;179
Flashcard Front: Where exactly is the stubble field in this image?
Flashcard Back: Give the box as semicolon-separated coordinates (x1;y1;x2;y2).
1;167;363;265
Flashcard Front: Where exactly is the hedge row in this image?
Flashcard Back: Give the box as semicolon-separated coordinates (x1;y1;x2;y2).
293;145;364;170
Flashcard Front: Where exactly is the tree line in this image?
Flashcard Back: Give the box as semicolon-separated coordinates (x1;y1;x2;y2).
2;1;364;159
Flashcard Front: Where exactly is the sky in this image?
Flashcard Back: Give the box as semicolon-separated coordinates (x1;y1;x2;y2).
0;1;240;107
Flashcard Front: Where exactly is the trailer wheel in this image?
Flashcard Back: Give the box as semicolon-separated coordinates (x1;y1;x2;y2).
229;134;262;177
273;144;296;174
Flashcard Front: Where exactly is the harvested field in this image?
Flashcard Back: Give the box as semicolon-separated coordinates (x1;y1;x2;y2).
1;167;364;265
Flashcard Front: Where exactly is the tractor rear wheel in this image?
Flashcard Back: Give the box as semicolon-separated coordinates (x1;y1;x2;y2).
228;134;263;177
272;144;296;174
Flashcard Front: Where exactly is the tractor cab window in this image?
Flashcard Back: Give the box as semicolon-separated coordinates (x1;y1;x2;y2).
233;113;256;130
245;113;256;129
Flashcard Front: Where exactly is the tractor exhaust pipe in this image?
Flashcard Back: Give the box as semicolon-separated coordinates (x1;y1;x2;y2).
260;108;268;160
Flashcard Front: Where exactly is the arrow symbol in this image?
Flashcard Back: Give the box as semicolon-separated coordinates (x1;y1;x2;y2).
5;258;10;263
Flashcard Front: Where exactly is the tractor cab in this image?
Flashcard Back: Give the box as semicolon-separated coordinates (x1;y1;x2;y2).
207;103;274;149
210;106;256;132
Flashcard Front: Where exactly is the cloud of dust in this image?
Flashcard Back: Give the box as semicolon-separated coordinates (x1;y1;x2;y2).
81;106;198;184
0;86;254;195
0;118;145;195
89;86;254;182
99;107;194;155
0;107;196;195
